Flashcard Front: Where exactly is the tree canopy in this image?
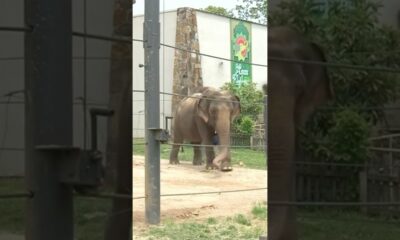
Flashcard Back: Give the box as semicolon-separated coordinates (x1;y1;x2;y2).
202;5;233;17
270;0;400;163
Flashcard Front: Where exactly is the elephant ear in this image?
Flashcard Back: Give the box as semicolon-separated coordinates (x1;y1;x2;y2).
231;95;241;117
196;95;210;123
310;42;334;99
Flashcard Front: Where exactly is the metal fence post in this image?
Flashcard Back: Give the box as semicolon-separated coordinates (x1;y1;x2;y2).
144;0;161;224
25;0;73;239
261;94;268;240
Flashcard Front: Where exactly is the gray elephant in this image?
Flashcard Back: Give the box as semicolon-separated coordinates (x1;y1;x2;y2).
267;26;334;240
169;87;241;171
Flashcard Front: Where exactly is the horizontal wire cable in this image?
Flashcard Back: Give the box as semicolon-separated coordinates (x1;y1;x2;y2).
269;56;400;73
0;26;32;32
166;142;263;149
74;192;132;200
268;201;400;207
160;43;268;67
0;192;33;199
134;90;400;110
72;31;133;43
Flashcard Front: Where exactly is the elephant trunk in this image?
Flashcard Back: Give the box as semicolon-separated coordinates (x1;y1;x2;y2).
268;89;298;240
212;117;231;167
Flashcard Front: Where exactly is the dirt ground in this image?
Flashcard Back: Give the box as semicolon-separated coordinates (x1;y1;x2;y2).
133;155;267;229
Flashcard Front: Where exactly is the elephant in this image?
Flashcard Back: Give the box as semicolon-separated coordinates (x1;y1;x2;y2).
266;26;334;240
169;87;241;171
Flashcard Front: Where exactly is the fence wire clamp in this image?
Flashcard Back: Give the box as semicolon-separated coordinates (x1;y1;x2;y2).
33;108;114;194
148;128;169;143
34;145;103;193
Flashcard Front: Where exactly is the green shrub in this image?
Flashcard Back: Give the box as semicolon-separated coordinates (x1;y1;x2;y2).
327;109;371;163
302;108;370;164
237;115;255;135
221;82;264;135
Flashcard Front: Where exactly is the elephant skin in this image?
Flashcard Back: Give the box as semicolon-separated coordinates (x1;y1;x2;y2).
169;87;241;171
266;26;333;240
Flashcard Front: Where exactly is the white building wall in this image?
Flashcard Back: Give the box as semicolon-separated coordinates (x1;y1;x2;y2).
196;12;232;88
196;12;267;89
132;11;176;138
252;24;268;86
132;9;267;138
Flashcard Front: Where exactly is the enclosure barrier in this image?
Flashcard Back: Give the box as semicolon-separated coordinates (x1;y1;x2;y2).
133;25;400;240
3;2;400;239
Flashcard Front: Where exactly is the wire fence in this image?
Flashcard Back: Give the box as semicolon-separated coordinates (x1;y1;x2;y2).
131;25;400;218
4;9;400;234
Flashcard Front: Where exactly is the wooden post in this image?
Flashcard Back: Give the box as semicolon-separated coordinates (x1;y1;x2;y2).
389;136;394;217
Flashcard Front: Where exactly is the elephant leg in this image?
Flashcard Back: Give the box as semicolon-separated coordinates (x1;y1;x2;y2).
169;133;183;165
192;142;203;165
201;134;216;169
205;145;217;169
268;84;298;240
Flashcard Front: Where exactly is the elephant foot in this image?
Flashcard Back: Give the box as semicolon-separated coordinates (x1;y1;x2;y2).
206;163;219;170
219;161;233;172
169;159;180;165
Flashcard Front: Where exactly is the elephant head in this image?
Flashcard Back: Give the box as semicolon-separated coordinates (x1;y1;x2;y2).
196;87;241;170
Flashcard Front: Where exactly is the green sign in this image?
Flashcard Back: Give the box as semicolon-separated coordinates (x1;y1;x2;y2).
231;20;252;85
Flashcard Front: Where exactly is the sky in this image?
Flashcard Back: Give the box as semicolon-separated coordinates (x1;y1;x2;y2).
133;0;240;16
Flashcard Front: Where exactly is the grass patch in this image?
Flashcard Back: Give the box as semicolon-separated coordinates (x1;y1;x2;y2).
0;178;25;234
234;214;252;226
251;202;267;220
207;217;218;224
297;210;400;240
0;178;113;240
140;214;265;240
133;138;266;170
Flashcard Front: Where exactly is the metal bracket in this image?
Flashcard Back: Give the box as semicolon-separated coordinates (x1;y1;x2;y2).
34;108;114;193
149;128;169;143
35;145;103;193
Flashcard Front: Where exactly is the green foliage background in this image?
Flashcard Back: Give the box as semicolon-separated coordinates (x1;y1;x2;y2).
270;0;400;165
221;82;264;135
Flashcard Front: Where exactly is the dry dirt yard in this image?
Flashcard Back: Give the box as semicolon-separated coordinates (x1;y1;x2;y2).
133;155;267;231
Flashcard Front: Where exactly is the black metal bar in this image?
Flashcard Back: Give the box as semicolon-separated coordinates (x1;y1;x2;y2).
25;0;73;239
0;147;24;151
0;26;32;32
72;31;132;43
83;0;88;151
0;192;33;199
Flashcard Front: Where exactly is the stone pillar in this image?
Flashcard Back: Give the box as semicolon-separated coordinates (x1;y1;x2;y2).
171;8;203;115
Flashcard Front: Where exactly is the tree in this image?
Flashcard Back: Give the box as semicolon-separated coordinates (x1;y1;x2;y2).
270;0;400;165
221;82;264;135
233;0;267;24
202;5;233;17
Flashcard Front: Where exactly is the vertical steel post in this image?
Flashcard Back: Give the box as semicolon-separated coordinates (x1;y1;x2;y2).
144;0;161;224
264;95;268;162
25;0;73;239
